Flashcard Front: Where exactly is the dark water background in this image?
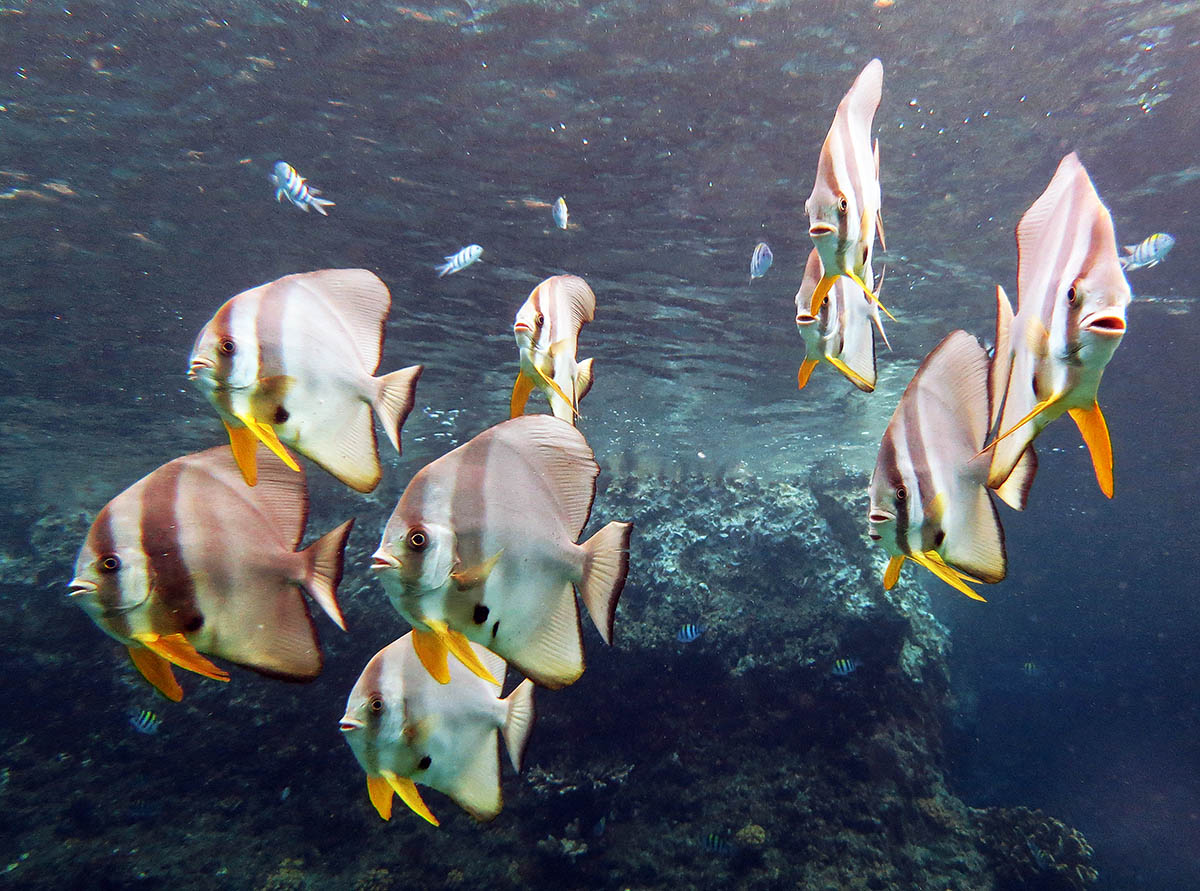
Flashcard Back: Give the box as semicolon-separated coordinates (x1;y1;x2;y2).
2;0;1198;887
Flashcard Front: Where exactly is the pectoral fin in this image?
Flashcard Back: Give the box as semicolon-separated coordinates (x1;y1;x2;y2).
912;551;987;602
233;413;300;472
366;775;394;821
127;646;184;702
882;555;905;590
222;421;260;486
381;770;439;826
797;358;819;391
451;550;503;591
510;371;536;419
132;632;231;682
1068;402;1114;498
980;395;1061;458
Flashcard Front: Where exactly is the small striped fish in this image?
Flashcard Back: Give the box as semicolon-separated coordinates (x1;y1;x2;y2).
129;709;162;735
1119;232;1174;271
552;196;569;230
749;242;773;283
676;623;705;643
269;161;334;215
435;244;484;277
701;832;735;856
831;657;860;677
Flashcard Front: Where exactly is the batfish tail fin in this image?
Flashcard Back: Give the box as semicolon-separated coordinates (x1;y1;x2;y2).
578;521;632;645
301;518;354;630
374;365;423;455
501;679;536;772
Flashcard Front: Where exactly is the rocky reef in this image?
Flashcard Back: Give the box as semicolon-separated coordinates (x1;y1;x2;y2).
0;454;1098;890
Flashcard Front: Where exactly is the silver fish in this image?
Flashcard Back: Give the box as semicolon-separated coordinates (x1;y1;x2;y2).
794;247;883;393
340;632;534;825
511;275;596;424
1119;232;1174;271
435;244;483;277
269;161;334;215
749;242;773;283
552;196;569;230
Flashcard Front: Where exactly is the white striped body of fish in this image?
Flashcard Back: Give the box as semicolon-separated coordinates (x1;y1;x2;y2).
511;274;596;424
436;244;483;277
794;247;884;392
340;632;534;825
804;58;889;320
986;153;1131;499
189;269;423;493
372;415;632;690
269;161;334;215
1119;232;1174;271
67;447;353;701
868;330;1016;601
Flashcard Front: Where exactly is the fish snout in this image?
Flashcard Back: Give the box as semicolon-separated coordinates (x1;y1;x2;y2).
1082;312;1126;337
187;357;214;381
809;222;837;238
67;579;98;598
867;509;894;540
370;550;402;572
795;313;818;327
339;716;365;733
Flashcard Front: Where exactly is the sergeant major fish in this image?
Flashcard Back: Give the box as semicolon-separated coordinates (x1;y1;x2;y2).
189;268;423;493
804;58;891;320
269;161;334;215
129;709;161;735
1118;232;1174;272
749;242;773;283
552;196;569;230
339;632;534;825
68;447;353;701
985;153;1131;499
868;330;1022;600
510;274;596;424
676;623;704;643
372;414;633;690
436;244;483;277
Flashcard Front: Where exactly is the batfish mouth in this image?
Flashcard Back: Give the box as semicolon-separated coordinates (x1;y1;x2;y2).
339;718;364;733
809;223;837;238
867;510;893;540
187;358;214;381
67;579;97;598
370;551;402;572
514;322;533;334
1082;313;1126;336
795;314;818;326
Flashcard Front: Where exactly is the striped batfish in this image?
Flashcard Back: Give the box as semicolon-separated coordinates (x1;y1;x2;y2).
189;268;423;494
794;247;887;393
985;153;1131;499
867;330;1027;601
339;632;534;826
67;447;353;702
804;58;891;321
371;414;632;690
510;274;595;424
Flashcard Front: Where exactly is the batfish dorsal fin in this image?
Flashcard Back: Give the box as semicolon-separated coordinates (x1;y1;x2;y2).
289;269;392;373
989;284;1015;433
843;58;883;134
181;446;308;549
543;274;596;339
1015;153;1084;307
914;330;991;458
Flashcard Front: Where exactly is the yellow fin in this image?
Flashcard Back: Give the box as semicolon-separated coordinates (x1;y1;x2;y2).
1068;402;1114;498
797;358;819;391
509;370;535;419
912;552;987;602
808;274;836;315
366;775;394;821
410;627;451;684
234;413;300;472
826;355;874;392
883;555;905;590
451;550;504;591
844;269;896;322
222;421;259;486
423;619;500;686
531;363;580;419
382;770;439;826
980;395;1061;458
132;632;231;682
127;646;184;702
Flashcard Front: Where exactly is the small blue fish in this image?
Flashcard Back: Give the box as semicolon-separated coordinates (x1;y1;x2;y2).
552;196;569;230
1022;661;1040;678
831;657;861;677
435;244;484;277
129;709;161;735
1119;232;1174;271
749;242;773;283
269;161;334;215
701;832;735;856
676;623;705;643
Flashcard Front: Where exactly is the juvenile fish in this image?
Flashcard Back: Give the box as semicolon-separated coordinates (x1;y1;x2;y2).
985;153;1131;499
552;196;569;230
749;242;773;283
340;632;534;825
676;623;704;643
794;247;883;393
189;269;422;493
868;330;1010;601
129;709;161;735
831;658;861;676
68;447;353;701
269;161;334;215
804;59;890;319
1119;232;1174;271
435;244;483;277
372;414;633;690
510;274;596;424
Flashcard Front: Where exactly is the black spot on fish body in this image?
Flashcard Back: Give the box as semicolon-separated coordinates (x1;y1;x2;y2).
934;529;945;548
491;620;500;638
473;603;489;624
274;405;289;424
184;614;204;633
418;755;431;770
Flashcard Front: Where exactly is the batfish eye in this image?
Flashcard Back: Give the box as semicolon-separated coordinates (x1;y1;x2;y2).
837;196;848;214
368;694;384;714
1066;286;1078;305
218;338;236;356
535;312;545;327
99;554;121;573
407;529;428;551
895;485;908;502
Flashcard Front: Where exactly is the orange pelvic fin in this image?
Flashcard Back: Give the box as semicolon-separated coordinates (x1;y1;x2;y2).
509;371;535;419
366;774;394;821
1068;402;1114;498
797;358;819;391
882;555;905;590
132;632;231;682
382;770;439;826
411;627;451;684
127;646;184;702
222;420;259;486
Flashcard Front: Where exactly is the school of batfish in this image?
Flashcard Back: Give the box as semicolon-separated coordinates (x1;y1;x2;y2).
69;55;1141;826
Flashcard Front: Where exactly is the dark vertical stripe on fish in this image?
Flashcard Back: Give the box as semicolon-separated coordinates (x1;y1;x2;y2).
89;503;131;636
212;299;237;417
875;431;910;556
139;460;203;634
